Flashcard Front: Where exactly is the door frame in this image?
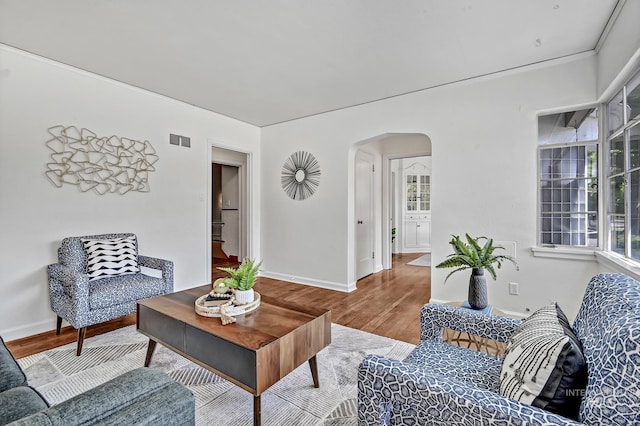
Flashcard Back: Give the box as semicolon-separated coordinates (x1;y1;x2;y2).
382;154;433;269
207;142;253;277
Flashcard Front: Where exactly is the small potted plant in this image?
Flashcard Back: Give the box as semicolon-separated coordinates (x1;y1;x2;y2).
218;258;262;305
435;234;518;310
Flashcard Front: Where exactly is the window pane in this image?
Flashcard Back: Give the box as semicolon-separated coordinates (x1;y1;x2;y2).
406;175;417;211
628;71;640;122
587;177;598;212
631;123;640;170
588;211;598;247
586;144;598;178
609;134;625;175
540;212;593;246
608;90;625;135
419;176;430;211
538;109;598;145
631;170;640;260
539;143;598;247
609;176;625;214
610;215;625;255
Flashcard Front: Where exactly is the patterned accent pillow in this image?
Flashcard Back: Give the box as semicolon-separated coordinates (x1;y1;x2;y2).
82;236;140;281
499;302;587;420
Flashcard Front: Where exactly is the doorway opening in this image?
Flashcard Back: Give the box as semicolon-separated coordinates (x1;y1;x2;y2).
210;146;250;280
390;156;432;256
350;133;431;286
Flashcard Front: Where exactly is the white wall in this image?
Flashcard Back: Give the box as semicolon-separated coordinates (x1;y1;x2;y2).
0;46;260;340
261;54;603;319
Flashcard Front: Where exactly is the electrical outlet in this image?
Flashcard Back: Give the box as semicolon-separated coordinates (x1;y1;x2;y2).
509;282;519;295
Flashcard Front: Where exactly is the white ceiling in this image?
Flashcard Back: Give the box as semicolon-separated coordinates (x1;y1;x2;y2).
0;0;620;127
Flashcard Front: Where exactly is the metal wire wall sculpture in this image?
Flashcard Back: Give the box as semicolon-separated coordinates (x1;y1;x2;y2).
45;125;158;195
281;151;321;200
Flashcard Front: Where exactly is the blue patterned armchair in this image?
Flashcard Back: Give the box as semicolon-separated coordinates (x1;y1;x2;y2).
47;233;173;356
358;273;640;425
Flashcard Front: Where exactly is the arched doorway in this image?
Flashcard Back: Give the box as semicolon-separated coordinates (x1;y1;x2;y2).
349;133;431;284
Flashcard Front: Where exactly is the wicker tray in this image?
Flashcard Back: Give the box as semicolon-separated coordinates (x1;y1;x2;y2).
195;292;261;318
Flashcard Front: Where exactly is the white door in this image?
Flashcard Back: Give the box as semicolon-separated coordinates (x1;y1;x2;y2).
356;151;374;280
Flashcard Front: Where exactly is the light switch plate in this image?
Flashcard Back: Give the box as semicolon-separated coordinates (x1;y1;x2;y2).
494;241;516;258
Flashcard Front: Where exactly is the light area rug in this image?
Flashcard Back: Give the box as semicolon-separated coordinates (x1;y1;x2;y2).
407;253;431;267
17;324;415;426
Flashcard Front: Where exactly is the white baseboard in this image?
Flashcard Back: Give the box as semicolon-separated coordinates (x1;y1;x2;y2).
259;271;356;293
401;248;431;254
2;318;56;342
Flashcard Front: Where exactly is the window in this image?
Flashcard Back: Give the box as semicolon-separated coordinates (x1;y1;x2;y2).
605;69;640;260
538;109;599;247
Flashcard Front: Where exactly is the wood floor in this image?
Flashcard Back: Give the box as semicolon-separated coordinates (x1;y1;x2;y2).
6;253;430;359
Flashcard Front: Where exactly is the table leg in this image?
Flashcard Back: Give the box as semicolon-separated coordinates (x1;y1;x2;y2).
253;395;261;426
144;339;157;367
308;356;320;388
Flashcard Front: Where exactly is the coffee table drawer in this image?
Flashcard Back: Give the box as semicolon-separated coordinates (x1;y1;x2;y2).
186;325;257;390
138;305;186;352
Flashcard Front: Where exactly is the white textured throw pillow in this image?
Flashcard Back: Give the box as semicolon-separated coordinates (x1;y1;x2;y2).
499;302;587;420
82;236;139;281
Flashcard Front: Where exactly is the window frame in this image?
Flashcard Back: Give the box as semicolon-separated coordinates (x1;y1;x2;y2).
536;108;600;249
604;68;640;261
533;68;640;270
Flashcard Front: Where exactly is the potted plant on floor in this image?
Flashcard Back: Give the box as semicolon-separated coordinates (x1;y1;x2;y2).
435;234;518;310
218;258;262;305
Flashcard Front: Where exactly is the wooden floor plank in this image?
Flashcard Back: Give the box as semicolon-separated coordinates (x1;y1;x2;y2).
6;253;430;358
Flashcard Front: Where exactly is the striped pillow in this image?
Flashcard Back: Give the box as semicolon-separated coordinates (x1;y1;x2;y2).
499;302;587;420
82;236;140;281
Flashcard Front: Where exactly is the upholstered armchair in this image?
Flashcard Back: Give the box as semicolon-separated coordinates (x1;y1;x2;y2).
358;273;640;425
0;336;194;425
47;233;173;356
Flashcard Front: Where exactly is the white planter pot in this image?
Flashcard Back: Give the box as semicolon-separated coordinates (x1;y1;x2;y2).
235;289;254;305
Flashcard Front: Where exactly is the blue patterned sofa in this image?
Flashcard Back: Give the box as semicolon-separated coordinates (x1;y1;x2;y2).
47;233;173;356
0;336;194;425
358;273;640;424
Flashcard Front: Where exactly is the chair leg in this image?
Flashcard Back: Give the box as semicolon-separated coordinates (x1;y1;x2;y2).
76;327;86;356
56;316;62;335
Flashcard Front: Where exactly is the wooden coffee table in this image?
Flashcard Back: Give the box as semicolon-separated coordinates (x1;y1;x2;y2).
136;284;331;426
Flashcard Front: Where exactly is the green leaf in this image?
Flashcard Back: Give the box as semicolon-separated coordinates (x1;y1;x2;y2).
435;233;518;283
218;258;262;290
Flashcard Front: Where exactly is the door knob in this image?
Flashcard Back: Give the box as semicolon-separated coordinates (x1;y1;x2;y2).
357;220;363;224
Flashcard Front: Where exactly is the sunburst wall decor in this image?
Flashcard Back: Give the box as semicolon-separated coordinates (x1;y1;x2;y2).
281;151;321;200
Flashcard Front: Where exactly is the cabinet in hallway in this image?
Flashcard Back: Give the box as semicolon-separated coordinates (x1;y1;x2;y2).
404;213;431;248
403;171;431;251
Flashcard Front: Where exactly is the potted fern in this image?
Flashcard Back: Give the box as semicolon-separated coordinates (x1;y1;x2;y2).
435;234;518;309
218;258;262;305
